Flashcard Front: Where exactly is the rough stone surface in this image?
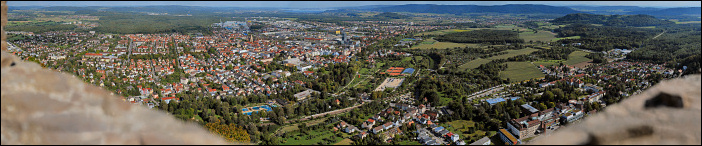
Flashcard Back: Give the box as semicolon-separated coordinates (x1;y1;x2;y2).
530;74;702;145
0;51;239;145
0;4;238;144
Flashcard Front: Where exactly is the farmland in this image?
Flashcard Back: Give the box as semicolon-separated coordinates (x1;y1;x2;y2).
564;51;592;66
500;62;545;83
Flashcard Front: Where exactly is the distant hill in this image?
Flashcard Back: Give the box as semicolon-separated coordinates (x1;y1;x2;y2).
627;7;701;16
567;6;661;15
8;6;45;11
551;13;675;27
370;4;581;15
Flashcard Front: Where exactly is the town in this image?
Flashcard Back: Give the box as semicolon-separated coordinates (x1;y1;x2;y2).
4;2;698;145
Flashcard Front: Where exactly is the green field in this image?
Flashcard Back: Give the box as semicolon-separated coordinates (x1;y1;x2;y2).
519;31;557;42
458;48;539;71
551;36;581;42
500;62;545;83
411;38;480;49
564;51;592;66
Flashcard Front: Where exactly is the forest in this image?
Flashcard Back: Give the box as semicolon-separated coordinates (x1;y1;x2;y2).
5;21;78;33
93;13;221;35
434;30;524;45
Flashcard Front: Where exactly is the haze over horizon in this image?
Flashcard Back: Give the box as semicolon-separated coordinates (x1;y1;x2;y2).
8;1;702;9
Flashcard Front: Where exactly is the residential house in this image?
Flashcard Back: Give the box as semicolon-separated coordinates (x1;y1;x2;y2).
372;126;384;134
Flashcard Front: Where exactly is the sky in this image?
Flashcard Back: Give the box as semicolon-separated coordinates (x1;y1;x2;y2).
7;1;702;8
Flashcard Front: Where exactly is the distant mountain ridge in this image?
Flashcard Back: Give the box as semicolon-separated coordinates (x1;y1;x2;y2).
9;4;701;17
628;7;701;16
369;4;581;15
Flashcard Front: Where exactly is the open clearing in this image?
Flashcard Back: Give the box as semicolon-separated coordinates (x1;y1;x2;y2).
500;62;545;83
551;36;581;42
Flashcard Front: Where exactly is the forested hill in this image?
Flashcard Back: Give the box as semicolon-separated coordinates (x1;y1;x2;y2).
370;4;581;15
550;13;675;27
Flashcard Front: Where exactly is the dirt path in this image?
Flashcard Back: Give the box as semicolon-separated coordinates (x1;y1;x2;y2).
652;30;666;39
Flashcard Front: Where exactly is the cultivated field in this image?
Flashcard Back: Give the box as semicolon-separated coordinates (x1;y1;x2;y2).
500;62;546;83
519;31;557;42
564;51;592;66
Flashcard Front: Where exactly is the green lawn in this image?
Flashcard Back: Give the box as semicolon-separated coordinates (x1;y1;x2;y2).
359;68;370;75
500;62;545;83
564;51;592;66
520;31;557;42
349;75;369;88
458;48;539;71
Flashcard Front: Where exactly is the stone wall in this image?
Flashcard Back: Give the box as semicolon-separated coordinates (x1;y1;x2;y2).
1;2;242;144
530;74;701;145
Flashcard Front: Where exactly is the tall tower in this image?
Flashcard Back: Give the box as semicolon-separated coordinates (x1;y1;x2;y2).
250;35;254;42
341;28;346;45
